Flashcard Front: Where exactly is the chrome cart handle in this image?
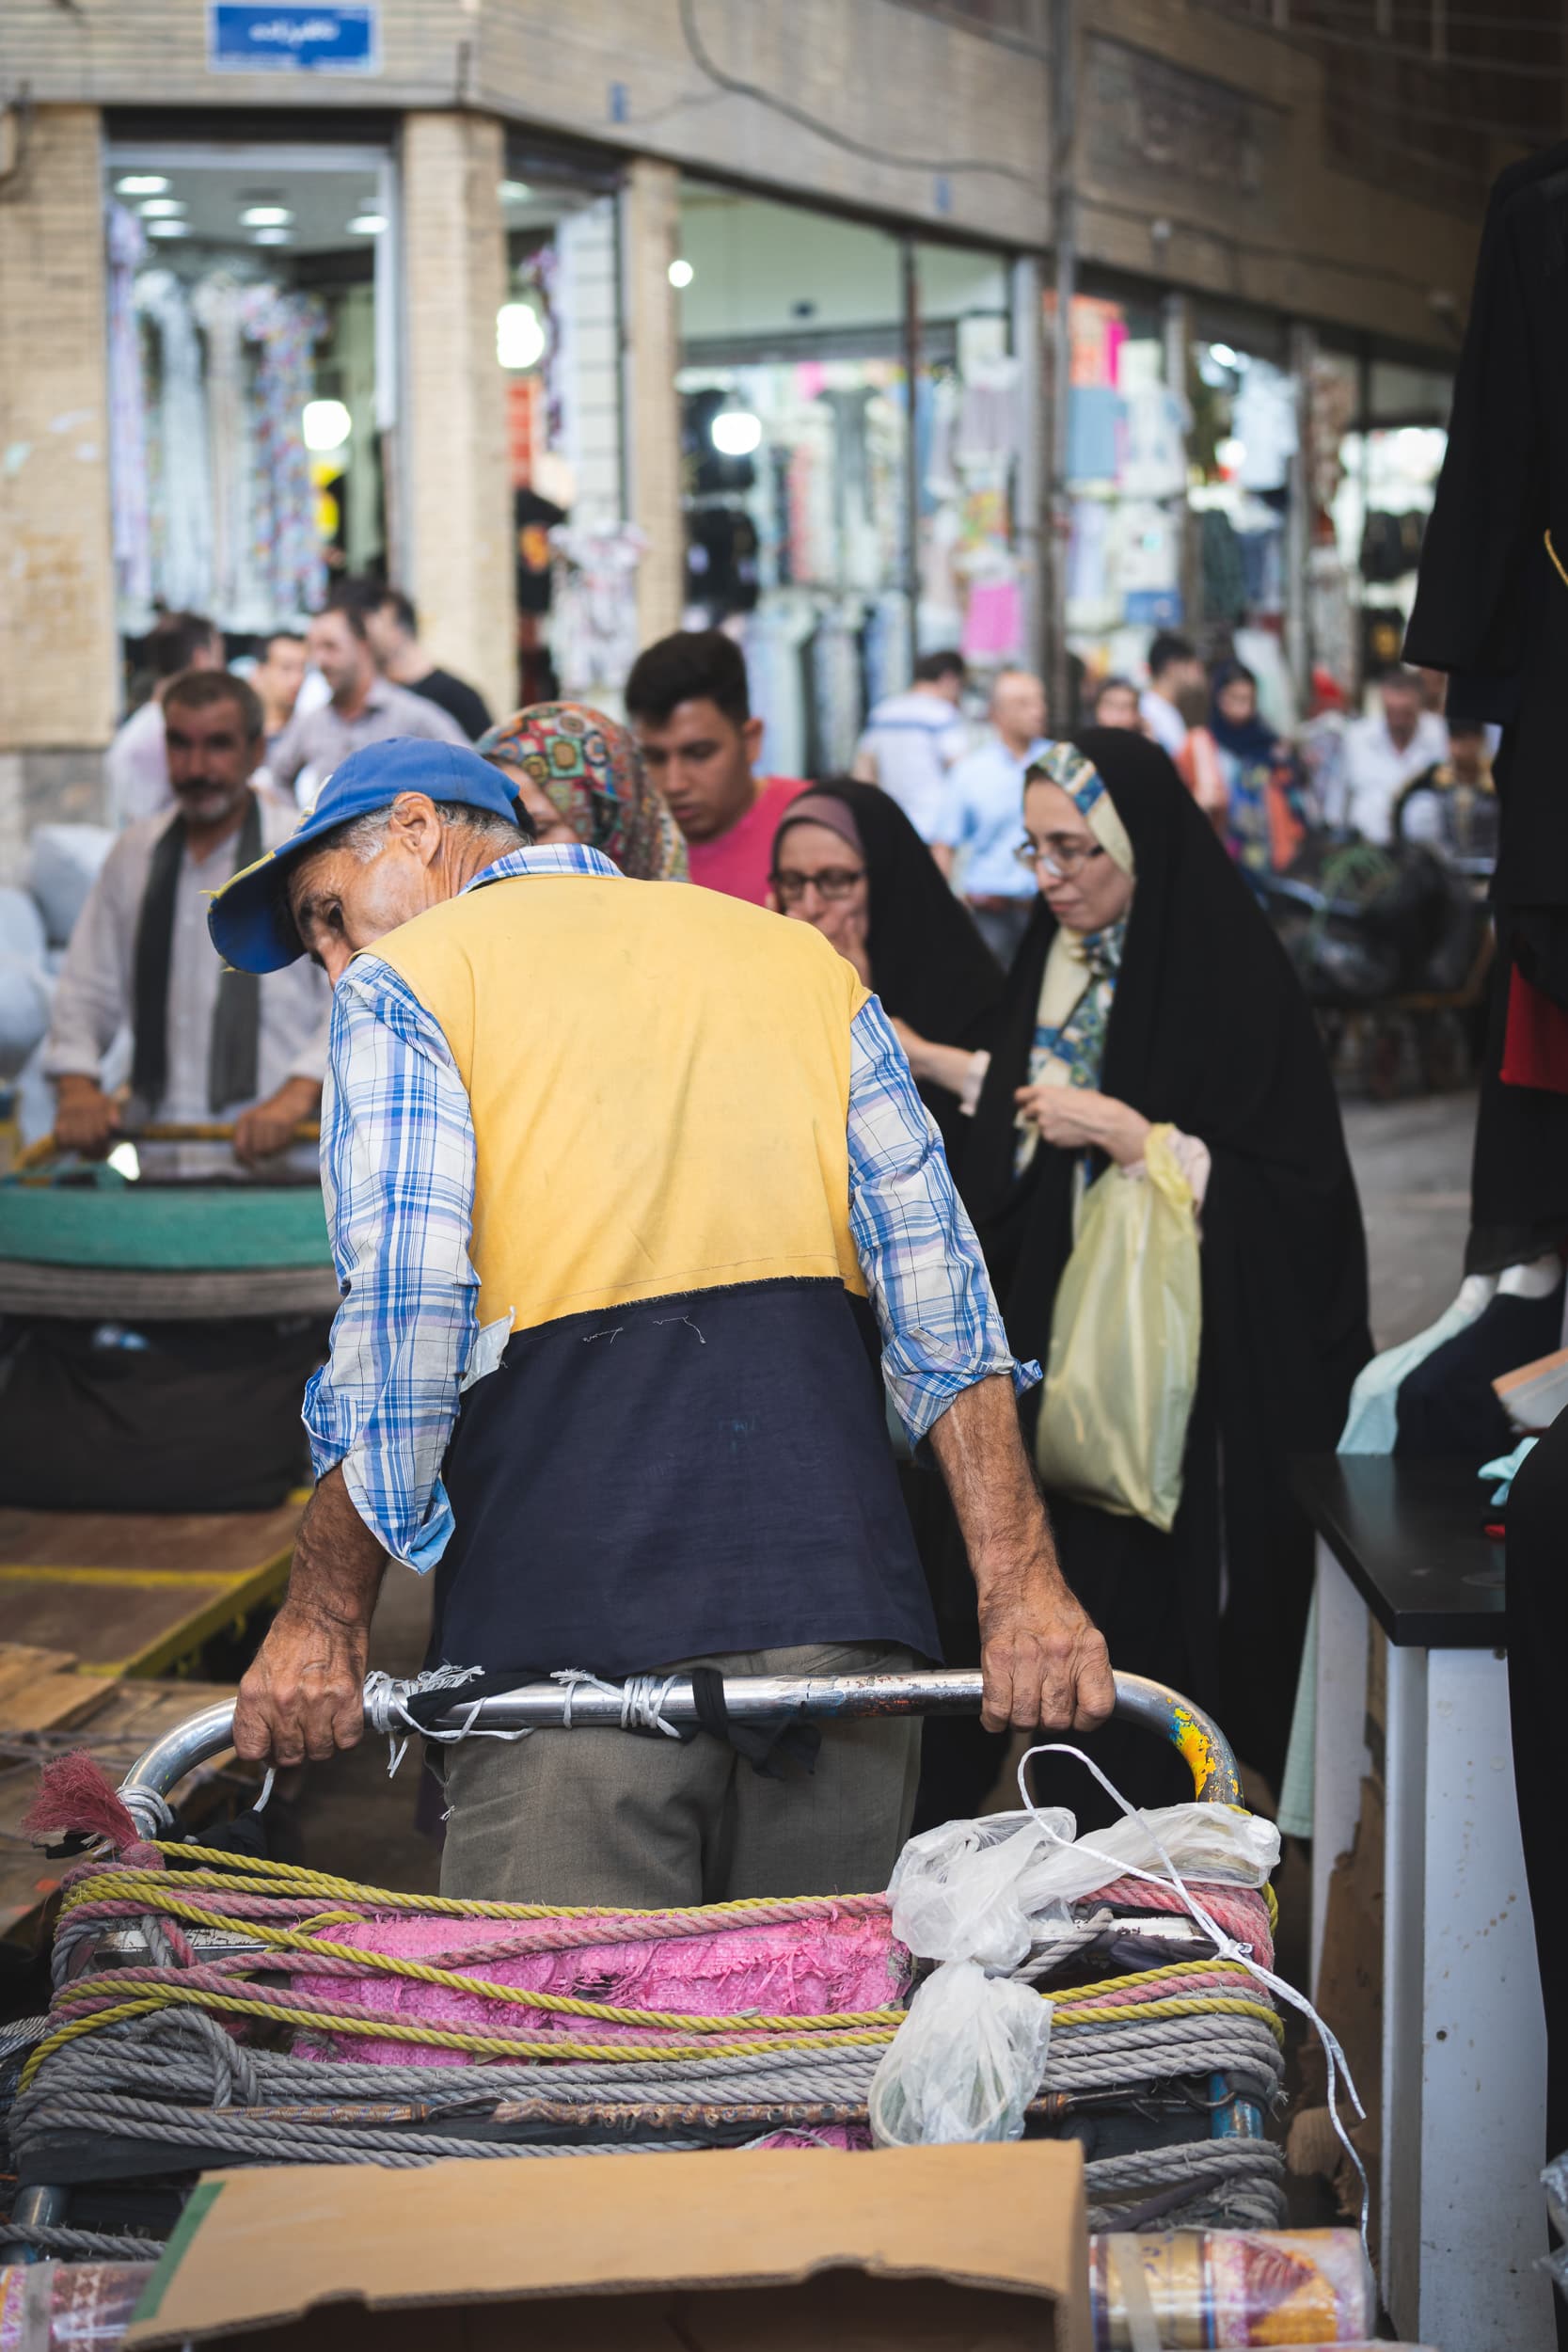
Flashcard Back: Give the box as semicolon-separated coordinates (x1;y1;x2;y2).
114;1668;1240;1833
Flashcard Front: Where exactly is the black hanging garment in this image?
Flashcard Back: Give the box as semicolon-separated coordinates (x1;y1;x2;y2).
1403;146;1568;1269
956;730;1370;1812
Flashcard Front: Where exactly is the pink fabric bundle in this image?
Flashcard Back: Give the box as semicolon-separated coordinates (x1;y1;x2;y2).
288;1906;909;2066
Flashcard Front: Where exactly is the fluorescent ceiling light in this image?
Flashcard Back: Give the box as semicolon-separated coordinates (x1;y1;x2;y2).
1208;342;1239;369
499;180;533;202
242;205;293;228
303;399;353;453
348;214;387;235
668;258;694;289
710;406;762;458
146;221;190;240
252;228;293;246
116;174;168;196
139;198;185;218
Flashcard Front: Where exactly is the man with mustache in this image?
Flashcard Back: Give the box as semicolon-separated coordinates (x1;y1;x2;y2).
44;669;329;1178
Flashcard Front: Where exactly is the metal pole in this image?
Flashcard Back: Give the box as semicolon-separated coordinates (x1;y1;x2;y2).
116;1669;1243;1827
1286;319;1316;708
1011;253;1047;677
1045;0;1078;720
901;233;923;669
1163;289;1197;643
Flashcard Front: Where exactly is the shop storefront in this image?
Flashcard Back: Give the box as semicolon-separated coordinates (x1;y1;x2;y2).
496;137;636;713
103;131;399;661
1055;275;1452;728
673;182;1025;774
1055;284;1187;694
1319;353;1453;691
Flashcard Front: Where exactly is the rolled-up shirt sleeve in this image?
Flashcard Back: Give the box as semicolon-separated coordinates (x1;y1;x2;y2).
847;993;1039;1448
304;958;479;1570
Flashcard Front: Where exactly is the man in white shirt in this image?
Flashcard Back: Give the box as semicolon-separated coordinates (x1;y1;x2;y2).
104;612;224;828
853;649;968;842
1338;667;1449;844
1138;631;1205;760
931;669;1051;967
268;600;467;803
46;670;329;1179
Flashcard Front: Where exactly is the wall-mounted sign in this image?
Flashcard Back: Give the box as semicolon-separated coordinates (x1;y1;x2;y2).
208;5;379;74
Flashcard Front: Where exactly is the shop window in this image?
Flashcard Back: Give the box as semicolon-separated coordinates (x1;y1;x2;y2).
1052;291;1186;707
1187;323;1300;727
912;242;1023;674
498;151;632;712
674;183;1018;776
103;141;395;670
1329;359;1451;691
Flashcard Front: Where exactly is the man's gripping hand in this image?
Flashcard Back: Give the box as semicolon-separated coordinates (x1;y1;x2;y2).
233;1464;387;1768
233;1601;369;1768
976;1564;1116;1735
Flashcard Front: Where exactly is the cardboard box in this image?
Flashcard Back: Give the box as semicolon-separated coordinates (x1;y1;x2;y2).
125;2142;1090;2350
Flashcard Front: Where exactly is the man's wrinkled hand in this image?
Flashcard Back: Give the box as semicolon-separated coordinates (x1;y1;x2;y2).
54;1078;119;1158
977;1576;1116;1735
233;1076;318;1167
232;1602;368;1768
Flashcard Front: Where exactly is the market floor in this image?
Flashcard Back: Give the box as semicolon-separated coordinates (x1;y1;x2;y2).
293;1088;1481;1896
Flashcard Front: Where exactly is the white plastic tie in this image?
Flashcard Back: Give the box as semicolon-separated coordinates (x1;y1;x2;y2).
552;1668;685;1740
364;1664;532;1780
1017;1741;1374;2272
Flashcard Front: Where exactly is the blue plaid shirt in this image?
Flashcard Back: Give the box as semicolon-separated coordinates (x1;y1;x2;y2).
305;845;1037;1568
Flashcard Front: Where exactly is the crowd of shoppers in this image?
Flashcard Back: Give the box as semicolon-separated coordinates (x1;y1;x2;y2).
66;603;1418;1827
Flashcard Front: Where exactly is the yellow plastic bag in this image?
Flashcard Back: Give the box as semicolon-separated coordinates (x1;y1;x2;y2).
1033;1123;1202;1533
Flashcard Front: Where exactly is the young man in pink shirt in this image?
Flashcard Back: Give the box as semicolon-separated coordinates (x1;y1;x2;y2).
626;630;803;904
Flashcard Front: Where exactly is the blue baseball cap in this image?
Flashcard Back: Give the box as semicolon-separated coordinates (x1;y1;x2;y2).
208;737;524;972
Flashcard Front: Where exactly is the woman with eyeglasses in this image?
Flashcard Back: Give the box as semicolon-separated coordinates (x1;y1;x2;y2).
946;729;1370;1823
768;778;1003;1152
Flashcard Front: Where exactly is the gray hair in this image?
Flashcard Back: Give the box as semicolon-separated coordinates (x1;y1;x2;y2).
334;799;530;862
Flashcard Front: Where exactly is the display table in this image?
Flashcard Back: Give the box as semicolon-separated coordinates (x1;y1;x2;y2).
1293;1454;1551;2352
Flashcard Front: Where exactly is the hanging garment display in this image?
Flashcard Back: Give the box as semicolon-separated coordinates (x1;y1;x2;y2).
192;274;268;631
135;269;215;615
549;519;645;701
240;284;328;623
106;204;153;625
1231;358;1298;495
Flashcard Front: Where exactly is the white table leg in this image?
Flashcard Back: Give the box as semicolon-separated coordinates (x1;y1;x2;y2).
1311;1537;1371;1995
1382;1635;1428;2327
1408;1645;1553;2352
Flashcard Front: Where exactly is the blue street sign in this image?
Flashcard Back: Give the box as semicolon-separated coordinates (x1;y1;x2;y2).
208;5;379;74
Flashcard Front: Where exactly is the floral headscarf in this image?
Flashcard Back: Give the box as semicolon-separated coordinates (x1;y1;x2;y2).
476;701;688;882
1016;742;1138;1169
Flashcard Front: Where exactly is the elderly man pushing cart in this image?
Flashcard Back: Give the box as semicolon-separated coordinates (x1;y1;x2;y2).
207;739;1112;1907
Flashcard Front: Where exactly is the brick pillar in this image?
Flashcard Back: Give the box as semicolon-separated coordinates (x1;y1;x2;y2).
400;113;516;723
622;158;685;648
0;103;118;861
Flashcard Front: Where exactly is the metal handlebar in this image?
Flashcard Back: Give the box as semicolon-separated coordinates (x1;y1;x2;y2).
116;1668;1241;1833
15;1119;321;1174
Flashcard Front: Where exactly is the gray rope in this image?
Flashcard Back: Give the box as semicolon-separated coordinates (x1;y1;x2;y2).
0;2219;166;2261
1082;2137;1286;2233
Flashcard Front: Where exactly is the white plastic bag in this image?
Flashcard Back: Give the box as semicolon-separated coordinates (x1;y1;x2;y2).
868;1961;1052;2147
890;1804;1279;1969
889;1808;1077;1970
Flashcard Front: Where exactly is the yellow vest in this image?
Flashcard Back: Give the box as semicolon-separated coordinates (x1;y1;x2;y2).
372;875;870;1336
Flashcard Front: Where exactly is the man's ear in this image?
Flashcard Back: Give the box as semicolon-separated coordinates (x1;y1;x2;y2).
388;792;445;865
741;715;765;767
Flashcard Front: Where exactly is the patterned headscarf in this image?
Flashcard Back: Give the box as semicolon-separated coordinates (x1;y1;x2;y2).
1017;743;1137;1169
476;701;688;882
